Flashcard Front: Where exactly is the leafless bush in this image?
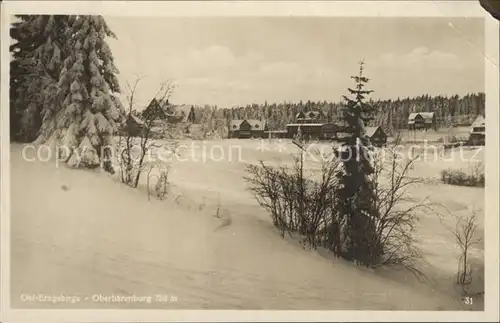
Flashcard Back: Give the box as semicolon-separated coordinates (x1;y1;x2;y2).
244;148;342;252
451;210;482;295
302;153;340;249
245;161;290;237
440;162;484;187
119;76;176;188
369;135;428;269
469;162;485;186
146;162;171;201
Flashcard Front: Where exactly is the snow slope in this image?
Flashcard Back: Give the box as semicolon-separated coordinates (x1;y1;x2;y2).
10;142;473;310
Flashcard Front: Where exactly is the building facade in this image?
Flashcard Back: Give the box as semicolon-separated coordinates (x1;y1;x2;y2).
467;115;485;146
285;109;339;140
365;126;387;147
408;112;436;131
230;119;268;138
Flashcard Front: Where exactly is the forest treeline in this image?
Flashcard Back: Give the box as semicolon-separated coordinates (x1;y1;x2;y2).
187;93;485;133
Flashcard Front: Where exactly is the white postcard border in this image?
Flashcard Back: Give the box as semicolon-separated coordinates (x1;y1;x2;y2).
1;1;498;322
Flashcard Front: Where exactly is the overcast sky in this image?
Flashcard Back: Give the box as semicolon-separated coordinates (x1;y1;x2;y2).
105;17;485;108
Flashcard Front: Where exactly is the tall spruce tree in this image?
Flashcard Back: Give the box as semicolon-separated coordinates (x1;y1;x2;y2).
40;15;125;173
10;15;68;142
10;15;32;141
333;60;381;267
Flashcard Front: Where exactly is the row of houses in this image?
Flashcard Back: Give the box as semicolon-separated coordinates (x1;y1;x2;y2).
229;110;389;146
124;101;484;146
228;111;333;139
230;111;439;139
229;111;486;147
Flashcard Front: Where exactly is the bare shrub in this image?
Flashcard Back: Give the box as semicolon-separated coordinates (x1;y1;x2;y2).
245;161;291;237
244;147;342;253
451;210;483;296
301;152;340;249
155;169;170;200
469;162;485;187
440;162;484;187
369;136;429;270
118;76;176;189
146;162;171;201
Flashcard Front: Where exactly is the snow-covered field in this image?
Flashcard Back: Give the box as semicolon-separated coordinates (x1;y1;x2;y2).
10;138;484;310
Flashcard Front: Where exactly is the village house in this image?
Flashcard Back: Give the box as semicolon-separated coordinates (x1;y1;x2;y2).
141;98;168;120
128;100;198;139
408;112;437;131
295;110;328;124
467;114;485;146
284;109;339;140
122;114;145;137
365;126;387;147
230;119;268;139
286;123;339;141
167;104;196;124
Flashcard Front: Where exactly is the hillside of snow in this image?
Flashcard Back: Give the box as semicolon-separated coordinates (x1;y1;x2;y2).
10;140;483;310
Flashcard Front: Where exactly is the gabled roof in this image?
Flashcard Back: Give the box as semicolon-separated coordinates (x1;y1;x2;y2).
230;119;266;131
364;126;383;138
173;104;194;122
128;114;145;126
471;115;485;128
230;120;244;129
470;115;485;134
286;123;326;127
419;112;435;119
295;111;306;119
408;112;435;124
246;119;266;131
408;112;421;121
296;110;324;120
420;112;435;124
142;98;168;119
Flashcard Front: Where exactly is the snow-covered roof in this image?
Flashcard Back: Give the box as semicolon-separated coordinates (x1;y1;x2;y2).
364;126;382;137
230;120;243;129
419;112;435;119
408;112;434;120
470;115;486;134
173;104;194;122
408;112;419;121
408;112;435;124
295;110;325;120
295;111;306;119
128;115;145;126
471;115;485;128
286;123;325;127
230;119;267;131
246;119;266;130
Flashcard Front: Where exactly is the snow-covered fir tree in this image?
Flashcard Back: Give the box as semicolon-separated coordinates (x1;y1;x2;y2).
10;15;69;142
333;60;381;267
40;15;125;173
